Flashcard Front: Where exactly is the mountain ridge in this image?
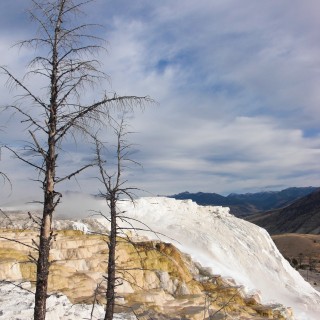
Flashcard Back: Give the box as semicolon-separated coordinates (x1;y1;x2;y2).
247;189;320;234
169;187;318;216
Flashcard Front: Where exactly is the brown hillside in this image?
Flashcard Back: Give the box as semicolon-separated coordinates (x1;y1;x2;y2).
271;234;320;292
272;234;320;259
248;190;320;234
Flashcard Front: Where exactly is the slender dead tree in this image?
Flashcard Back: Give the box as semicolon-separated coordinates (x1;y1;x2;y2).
94;116;168;320
95;116;140;320
1;1;151;319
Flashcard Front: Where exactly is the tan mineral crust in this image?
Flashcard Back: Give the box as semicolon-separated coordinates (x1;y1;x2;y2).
0;228;293;319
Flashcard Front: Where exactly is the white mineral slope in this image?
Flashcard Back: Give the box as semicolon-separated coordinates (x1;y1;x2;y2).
0;282;136;320
105;197;320;320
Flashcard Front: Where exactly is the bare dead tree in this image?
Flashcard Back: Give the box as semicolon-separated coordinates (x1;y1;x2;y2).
1;1;152;319
95;116;139;320
93;116;173;320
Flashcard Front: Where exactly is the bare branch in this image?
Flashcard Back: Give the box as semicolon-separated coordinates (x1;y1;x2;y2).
0;235;37;251
5;146;45;173
56;95;153;142
3;104;47;134
0;171;12;191
0;280;36;296
29;130;46;158
0;67;47;110
55;163;93;183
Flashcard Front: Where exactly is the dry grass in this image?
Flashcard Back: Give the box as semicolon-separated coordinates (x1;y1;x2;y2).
272;233;320;292
272;234;320;263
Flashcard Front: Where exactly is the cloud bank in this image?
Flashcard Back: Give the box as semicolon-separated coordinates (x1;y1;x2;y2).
1;0;320;204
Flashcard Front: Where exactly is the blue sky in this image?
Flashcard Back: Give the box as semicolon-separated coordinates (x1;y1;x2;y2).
1;0;320;204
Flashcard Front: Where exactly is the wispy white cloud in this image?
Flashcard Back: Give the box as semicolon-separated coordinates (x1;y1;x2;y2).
1;0;320;204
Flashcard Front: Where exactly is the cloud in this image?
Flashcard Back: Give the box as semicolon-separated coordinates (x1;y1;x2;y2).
129;115;320;194
1;0;320;204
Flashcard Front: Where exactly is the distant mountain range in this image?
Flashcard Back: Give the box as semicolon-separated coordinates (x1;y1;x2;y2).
169;187;318;217
247;189;320;235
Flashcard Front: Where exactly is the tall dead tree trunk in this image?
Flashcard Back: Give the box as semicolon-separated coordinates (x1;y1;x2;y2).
1;1;152;319
34;6;61;317
34;141;57;318
105;195;117;320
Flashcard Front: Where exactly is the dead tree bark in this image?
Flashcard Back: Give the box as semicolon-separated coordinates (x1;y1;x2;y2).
1;1;152;319
105;195;117;319
95;116;141;320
